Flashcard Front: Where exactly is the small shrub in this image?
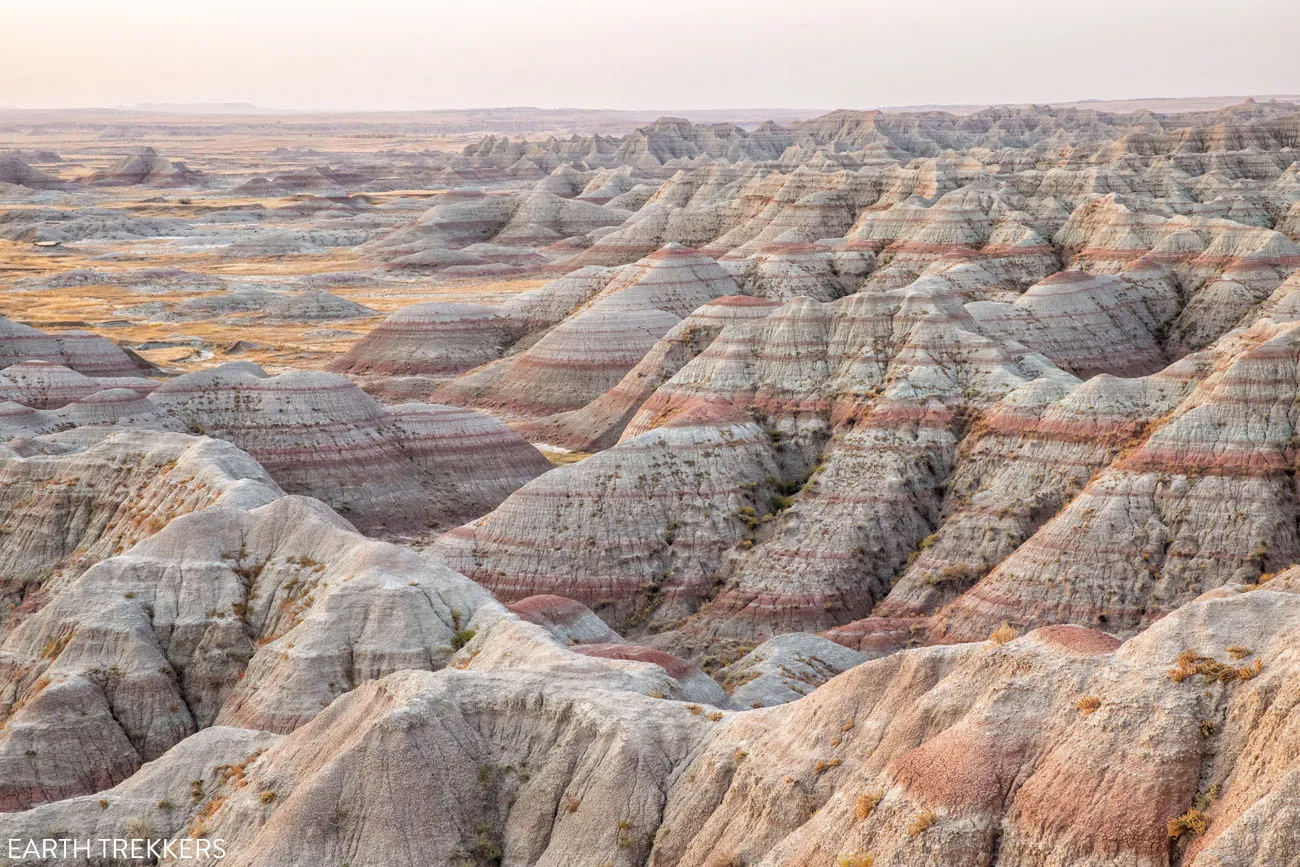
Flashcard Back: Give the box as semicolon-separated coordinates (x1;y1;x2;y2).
1237;658;1264;681
908;807;936;837
813;758;842;775
685;704;703;715
1167;808;1208;839
124;819;151;840
837;852;874;867
855;790;883;820
156;799;174;810
988;622;1018;645
259;791;276;804
1226;645;1252;660
1169;649;1264;683
1076;695;1101;715
1194;785;1220;812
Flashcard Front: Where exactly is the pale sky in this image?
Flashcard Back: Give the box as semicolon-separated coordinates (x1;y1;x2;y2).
3;0;1297;111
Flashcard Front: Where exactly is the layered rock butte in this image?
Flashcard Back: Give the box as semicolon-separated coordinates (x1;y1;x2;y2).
4;100;1300;865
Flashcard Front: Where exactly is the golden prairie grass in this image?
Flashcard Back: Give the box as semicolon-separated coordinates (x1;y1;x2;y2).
908;807;937;837
988;622;1018;645
0;239;545;376
837;853;873;867
1167;808;1208;839
1168;649;1264;684
813;758;843;774
855;790;883;820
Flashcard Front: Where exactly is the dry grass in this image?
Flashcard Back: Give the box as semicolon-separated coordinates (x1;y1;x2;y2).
1226;645;1252;660
0;238;545;377
1167;808;1209;839
1076;695;1101;715
1237;658;1264;680
855;790;883;821
908;807;937;837
534;448;593;467
1168;650;1265;684
124;818;152;840
988;622;1018;645
837;852;874;867
813;758;843;775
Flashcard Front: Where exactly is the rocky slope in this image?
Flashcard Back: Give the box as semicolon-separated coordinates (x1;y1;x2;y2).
3;582;1295;866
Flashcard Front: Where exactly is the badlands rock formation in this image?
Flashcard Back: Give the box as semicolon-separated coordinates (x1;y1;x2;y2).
0;318;155;378
5;98;1300;865
0;360;549;539
87;147;205;188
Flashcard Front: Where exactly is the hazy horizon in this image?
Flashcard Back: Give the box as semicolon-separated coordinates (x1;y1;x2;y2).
4;0;1297;113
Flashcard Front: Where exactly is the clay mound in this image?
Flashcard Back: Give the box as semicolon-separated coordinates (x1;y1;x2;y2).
148;364;548;537
521;294;780;451
384;402;553;518
266;165;346;194
437;305;681;416
491;190;631;245
559;171;759;266
367;188;628;270
0;317;157;377
329;302;511;378
507;594;623;645
722;241;875;301
242;289;375;322
366;191;519;263
87;147;204;187
330;267;618;397
149;287;373;323
1056;196;1300;351
0;387;186;447
717;632;866;708
0;361;106;409
0;153;62;190
572;643;728;705
967;268;1178;378
856;365;1198;644
433;417;784;631
435;244;740;416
